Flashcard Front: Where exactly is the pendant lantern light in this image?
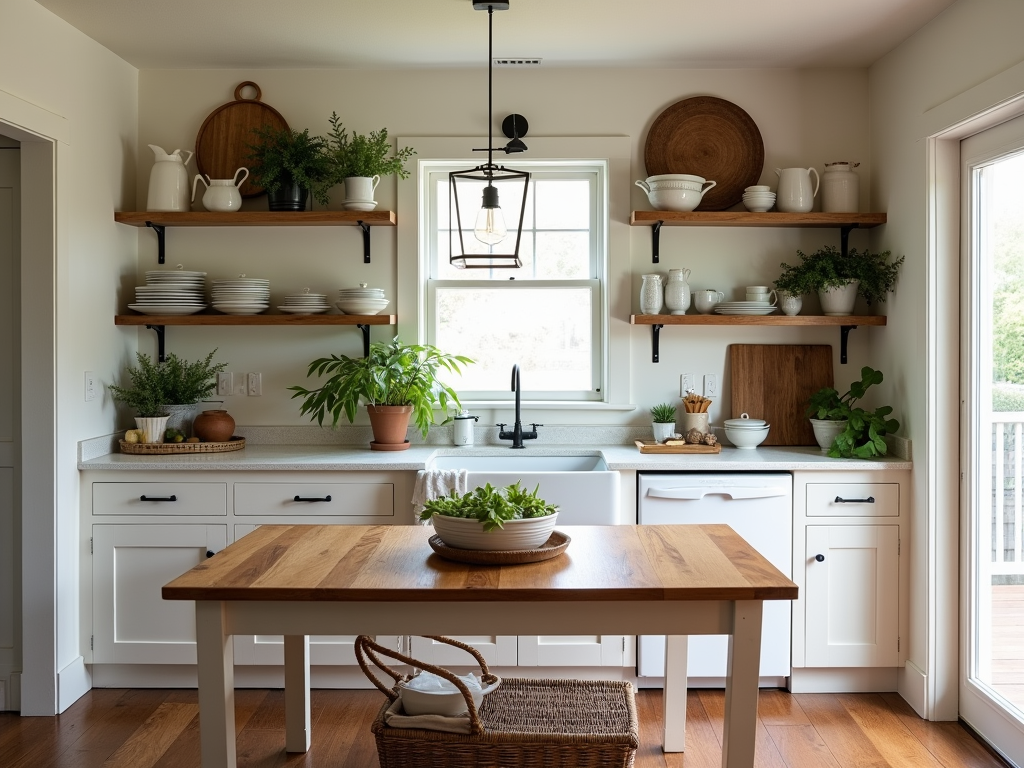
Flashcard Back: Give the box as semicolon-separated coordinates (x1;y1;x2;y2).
449;1;530;269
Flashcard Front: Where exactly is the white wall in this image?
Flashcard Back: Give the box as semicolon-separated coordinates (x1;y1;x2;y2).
137;67;879;428
0;0;138;714
870;0;1024;720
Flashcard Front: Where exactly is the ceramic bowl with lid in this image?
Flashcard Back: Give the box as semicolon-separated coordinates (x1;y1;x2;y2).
724;413;768;429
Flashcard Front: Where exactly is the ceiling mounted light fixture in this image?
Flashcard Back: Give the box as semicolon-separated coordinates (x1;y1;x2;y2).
449;1;530;269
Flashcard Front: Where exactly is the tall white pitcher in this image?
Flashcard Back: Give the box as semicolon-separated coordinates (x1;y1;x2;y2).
146;145;193;212
775;167;819;213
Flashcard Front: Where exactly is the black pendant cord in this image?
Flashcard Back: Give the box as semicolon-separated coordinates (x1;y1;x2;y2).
487;5;494;177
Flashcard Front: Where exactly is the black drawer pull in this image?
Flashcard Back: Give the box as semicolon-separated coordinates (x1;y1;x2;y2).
293;495;332;503
834;496;875;504
140;494;177;502
815;554;825;562
206;550;215;558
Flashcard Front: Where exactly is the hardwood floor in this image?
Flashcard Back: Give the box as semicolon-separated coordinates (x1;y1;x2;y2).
0;688;1009;768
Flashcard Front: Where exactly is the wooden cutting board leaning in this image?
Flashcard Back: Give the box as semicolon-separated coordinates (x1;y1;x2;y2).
729;344;834;446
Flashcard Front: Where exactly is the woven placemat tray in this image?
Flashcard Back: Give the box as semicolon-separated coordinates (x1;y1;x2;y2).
427;531;570;565
119;436;245;455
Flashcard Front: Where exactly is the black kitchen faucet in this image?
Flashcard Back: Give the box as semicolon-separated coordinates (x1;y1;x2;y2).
497;363;542;448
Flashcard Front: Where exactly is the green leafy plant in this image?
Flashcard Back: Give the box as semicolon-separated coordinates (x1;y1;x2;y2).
325;112;416;181
419;482;558;531
246;125;334;205
806;366;900;458
288;337;473;437
109;350;228;416
775;246;905;304
650;402;677;423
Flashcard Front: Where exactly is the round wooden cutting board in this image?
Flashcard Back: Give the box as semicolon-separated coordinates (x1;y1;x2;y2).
644;96;764;211
195;82;289;198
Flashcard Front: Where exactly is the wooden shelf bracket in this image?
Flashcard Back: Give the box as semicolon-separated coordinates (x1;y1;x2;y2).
145;324;166;362
146;222;167;264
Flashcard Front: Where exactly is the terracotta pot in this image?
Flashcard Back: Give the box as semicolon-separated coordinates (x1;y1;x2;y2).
366;405;412;450
192;409;235;442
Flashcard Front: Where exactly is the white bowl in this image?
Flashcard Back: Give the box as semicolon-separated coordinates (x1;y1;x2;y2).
399;675;501;717
644;187;706;212
724;414;768;428
745;185;772;193
335;299;389;315
723;425;770;449
645;173;706;185
743;200;775;212
430;513;558;551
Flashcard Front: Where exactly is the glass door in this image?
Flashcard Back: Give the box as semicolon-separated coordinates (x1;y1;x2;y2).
961;113;1024;761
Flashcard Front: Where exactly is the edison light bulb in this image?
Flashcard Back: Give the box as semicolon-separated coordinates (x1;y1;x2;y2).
473;184;507;245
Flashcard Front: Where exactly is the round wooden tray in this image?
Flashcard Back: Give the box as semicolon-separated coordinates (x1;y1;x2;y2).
644;96;764;211
119;436;245;455
427;531;570;565
195;82;289;198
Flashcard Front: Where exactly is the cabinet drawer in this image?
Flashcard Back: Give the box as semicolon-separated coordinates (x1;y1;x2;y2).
234;482;394;517
93;482;227;516
806;483;898;517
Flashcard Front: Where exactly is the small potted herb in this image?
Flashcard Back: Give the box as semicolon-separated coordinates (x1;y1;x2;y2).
419;482;559;550
246;126;333;211
775;246;904;316
325;112;415;210
651;402;677;443
806;366;900;457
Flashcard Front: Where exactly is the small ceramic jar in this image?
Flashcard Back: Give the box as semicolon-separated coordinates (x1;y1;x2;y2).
192;409;235;442
821;162;860;213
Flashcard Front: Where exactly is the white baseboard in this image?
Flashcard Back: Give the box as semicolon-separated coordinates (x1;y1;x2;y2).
634;675;788;690
899;660;928;718
788;667;899;693
57;657;91;713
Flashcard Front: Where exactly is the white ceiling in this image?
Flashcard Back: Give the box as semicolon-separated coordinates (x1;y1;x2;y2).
35;0;957;70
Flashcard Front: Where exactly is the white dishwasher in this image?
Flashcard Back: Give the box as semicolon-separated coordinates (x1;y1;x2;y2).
637;472;793;687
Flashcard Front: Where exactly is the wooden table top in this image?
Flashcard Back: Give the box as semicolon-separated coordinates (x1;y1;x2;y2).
162;524;798;603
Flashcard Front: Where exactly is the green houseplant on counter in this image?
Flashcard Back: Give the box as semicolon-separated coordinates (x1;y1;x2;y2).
289;337;473;451
420;482;559;551
775;246;904;316
246;125;333;210
806;366;900;458
650;402;677;443
325;112;416;210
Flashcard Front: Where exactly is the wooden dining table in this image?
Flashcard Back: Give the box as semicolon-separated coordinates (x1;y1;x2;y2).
163;523;797;768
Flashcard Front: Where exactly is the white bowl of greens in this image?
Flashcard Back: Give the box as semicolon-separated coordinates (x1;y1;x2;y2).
421;482;559;551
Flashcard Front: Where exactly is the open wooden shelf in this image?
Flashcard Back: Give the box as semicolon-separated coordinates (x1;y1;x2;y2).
114;211;396;227
629;211;887;228
115;313;396;326
630;314;886;364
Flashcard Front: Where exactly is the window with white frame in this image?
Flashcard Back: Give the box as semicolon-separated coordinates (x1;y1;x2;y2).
423;161;607;401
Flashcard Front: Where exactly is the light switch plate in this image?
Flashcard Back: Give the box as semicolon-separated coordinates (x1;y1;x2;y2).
217;373;232;396
232;375;247;396
681;373;696;397
247;372;262;396
704;373;719;398
84;371;96;402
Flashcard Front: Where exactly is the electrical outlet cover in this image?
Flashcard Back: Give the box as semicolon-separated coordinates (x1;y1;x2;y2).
681;373;696;396
217;372;232;396
247;372;262;396
704;373;719;398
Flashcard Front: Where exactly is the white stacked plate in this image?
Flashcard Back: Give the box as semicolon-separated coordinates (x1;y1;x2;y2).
742;186;776;212
337;285;389;315
715;301;777;316
211;276;270;315
342;199;378;212
278;289;330;314
129;268;207;315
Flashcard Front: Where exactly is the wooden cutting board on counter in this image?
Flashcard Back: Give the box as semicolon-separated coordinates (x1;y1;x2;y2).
730;344;833;446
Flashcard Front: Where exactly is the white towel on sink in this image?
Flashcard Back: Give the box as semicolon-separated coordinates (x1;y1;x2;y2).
412;469;469;524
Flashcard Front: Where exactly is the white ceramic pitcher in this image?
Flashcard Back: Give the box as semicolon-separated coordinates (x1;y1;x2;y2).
664;268;692;315
146;145;193;212
775;167;820;213
192;167;248;212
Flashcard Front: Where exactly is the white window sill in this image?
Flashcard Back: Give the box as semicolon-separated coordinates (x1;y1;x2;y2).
460;400;637;412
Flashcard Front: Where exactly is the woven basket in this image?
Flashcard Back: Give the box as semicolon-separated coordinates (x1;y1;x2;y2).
118;436;245;455
355;635;638;768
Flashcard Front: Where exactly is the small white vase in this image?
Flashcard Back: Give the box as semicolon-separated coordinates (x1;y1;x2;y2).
809;418;847;451
818;281;859;316
135;415;170;444
663;268;692;315
640;274;664;315
778;291;803;316
652;421;676;443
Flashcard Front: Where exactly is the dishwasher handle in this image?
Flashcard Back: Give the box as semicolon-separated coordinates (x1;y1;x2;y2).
645;486;790;501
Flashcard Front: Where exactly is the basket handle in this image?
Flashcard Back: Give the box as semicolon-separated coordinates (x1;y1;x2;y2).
354;635;498;735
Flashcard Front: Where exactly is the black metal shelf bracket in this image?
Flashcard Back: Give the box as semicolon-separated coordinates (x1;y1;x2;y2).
357;221;371;263
651;324;664;363
840;224;855;258
651;220;663;264
357;324;371;357
146;222;167;264
840;324;857;365
145;324;166;362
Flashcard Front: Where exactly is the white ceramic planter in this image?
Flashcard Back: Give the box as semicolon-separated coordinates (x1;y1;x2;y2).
818;281;859;316
652;421;676;442
343;176;380;210
809;418;848;451
430;512;558;551
778;291;803;316
163;403;200;437
134;415;170;444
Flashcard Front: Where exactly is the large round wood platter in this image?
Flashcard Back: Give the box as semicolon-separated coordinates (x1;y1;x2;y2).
195;82;288;198
644;96;764;211
427;531;570;565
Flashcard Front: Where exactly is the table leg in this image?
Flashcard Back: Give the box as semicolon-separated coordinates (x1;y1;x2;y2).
284;635;311;753
196;601;236;768
662;634;688;752
721;600;763;768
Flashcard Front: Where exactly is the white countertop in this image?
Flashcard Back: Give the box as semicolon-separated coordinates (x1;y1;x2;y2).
78;443;912;472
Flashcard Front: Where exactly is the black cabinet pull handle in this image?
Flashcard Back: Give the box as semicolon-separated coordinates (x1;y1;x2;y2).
206;550;215;558
834;496;875;504
815;554;825;562
293;495;332;503
140;494;177;502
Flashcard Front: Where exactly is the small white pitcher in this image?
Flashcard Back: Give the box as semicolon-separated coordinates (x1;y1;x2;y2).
192;167;248;212
775;167;820;213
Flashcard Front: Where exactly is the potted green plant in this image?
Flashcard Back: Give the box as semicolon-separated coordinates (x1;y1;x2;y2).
420;482;559;550
246;126;333;211
775;246;905;316
650;402;677;443
288;337;473;451
325;112;415;211
806;366;900;457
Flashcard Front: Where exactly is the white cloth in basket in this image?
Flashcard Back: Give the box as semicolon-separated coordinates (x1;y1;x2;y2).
411;469;468;523
382;697;473;734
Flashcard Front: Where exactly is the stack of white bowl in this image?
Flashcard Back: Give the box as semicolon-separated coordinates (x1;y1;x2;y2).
130;269;207;315
742;185;777;212
723;414;771;449
336;284;389;315
278;289;330;314
211;276;270;315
